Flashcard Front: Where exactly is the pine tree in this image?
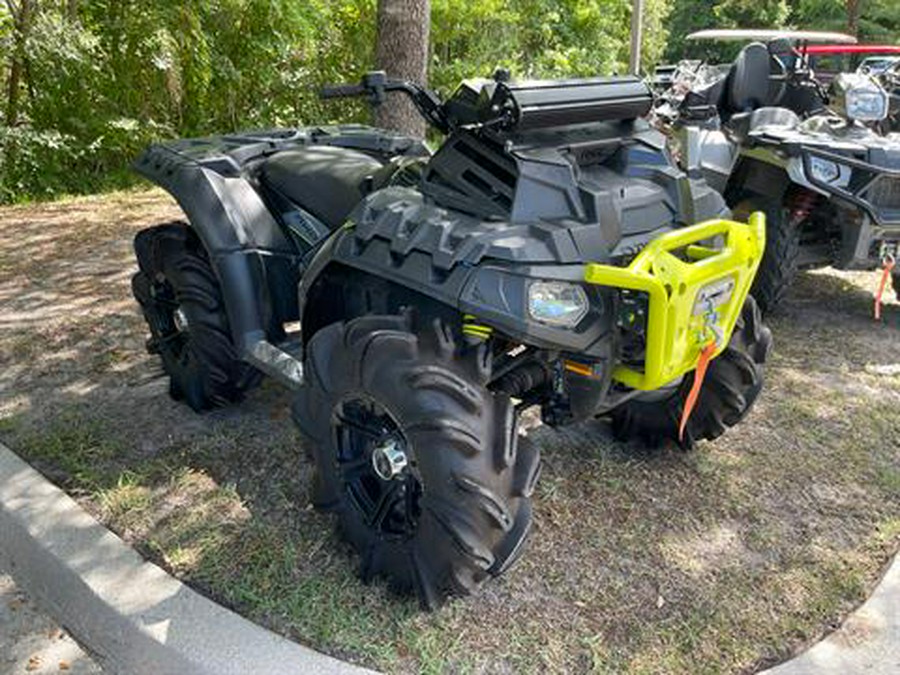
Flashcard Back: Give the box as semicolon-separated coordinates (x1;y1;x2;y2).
374;0;430;138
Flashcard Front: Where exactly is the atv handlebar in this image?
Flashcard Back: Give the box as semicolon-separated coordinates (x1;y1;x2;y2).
320;71;450;134
320;83;368;99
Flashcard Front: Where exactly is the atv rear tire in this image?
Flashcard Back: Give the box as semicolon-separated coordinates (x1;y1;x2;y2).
611;295;772;450
734;198;800;314
132;222;260;411
292;314;539;609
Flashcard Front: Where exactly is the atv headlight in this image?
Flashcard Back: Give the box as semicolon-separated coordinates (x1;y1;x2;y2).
809;156;840;183
846;87;888;121
527;281;589;327
837;73;889;122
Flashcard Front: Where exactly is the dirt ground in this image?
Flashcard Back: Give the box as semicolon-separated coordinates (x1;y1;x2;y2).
0;188;898;674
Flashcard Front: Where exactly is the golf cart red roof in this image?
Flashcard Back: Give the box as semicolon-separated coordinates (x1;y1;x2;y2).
800;45;900;55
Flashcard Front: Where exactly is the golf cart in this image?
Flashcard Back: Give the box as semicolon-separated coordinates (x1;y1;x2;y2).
130;70;771;608
664;29;900;312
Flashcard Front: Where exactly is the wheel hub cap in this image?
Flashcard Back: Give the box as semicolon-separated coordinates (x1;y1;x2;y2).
173;307;189;333
371;439;408;481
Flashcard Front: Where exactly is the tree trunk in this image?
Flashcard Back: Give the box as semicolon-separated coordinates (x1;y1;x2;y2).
846;0;862;37
374;0;430;138
4;0;35;127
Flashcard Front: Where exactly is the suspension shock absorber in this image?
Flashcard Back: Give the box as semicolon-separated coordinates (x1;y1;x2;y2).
785;188;820;226
784;188;822;261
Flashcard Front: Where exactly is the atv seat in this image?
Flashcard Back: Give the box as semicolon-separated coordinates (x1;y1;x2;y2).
260;146;385;228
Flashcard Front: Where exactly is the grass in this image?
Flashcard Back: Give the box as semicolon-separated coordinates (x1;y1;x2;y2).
0;190;898;673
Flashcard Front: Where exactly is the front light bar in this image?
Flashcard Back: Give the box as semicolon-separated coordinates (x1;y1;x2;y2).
584;214;766;390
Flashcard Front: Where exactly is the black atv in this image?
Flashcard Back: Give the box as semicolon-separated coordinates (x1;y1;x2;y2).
131;70;771;608
666;33;900;312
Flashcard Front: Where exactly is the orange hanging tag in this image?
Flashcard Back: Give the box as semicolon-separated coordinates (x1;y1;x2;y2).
874;255;895;321
679;341;718;443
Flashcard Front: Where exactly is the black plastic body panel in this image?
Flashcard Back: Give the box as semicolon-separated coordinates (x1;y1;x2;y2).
136;112;727;418
134;125;427;350
135;145;299;348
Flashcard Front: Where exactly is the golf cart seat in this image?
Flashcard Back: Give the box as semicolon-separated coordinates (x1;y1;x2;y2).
260;146;386;228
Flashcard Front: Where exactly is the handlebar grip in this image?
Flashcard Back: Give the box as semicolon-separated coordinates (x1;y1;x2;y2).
320;84;367;99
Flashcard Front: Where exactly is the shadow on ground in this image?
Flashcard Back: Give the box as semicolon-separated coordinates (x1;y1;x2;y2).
0;189;898;674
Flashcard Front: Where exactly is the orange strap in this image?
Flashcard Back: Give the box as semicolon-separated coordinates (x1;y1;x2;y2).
874;257;896;321
679;341;717;443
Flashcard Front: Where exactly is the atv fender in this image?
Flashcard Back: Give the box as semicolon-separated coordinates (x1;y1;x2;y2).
725;153;836;207
135;144;301;352
297;189;618;358
725;155;791;205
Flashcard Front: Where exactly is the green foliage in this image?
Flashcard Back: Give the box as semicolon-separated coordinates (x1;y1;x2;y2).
862;1;900;43
714;0;790;28
666;0;900;64
430;0;634;91
0;0;897;204
0;120;163;201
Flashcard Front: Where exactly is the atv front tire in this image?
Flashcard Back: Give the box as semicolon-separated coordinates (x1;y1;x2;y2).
132;222;260;411
292;315;539;609
611;295;772;450
735;198;800;314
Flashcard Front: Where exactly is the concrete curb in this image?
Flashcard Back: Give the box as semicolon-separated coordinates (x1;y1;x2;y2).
0;443;375;675
760;551;899;674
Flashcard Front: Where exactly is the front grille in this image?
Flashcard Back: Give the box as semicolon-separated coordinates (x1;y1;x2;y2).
866;176;900;211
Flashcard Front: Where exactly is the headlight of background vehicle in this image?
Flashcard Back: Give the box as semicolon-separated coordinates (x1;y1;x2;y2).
847;87;887;121
527;281;589;327
833;72;888;122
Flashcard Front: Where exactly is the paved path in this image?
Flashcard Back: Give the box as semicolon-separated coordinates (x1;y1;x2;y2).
0;443;371;675
1;572;101;675
762;553;899;674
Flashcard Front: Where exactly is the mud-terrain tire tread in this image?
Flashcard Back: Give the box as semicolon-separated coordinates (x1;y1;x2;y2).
291;314;538;609
131;221;260;411
611;296;772;450
737;197;801;314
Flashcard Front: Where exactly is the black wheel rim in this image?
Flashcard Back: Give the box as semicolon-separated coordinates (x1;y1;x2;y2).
332;396;422;538
147;275;189;365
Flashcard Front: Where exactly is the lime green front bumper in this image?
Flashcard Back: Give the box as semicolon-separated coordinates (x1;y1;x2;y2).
584;213;766;391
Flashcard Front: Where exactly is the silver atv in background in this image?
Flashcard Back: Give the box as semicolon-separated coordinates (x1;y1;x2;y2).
662;30;900;312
